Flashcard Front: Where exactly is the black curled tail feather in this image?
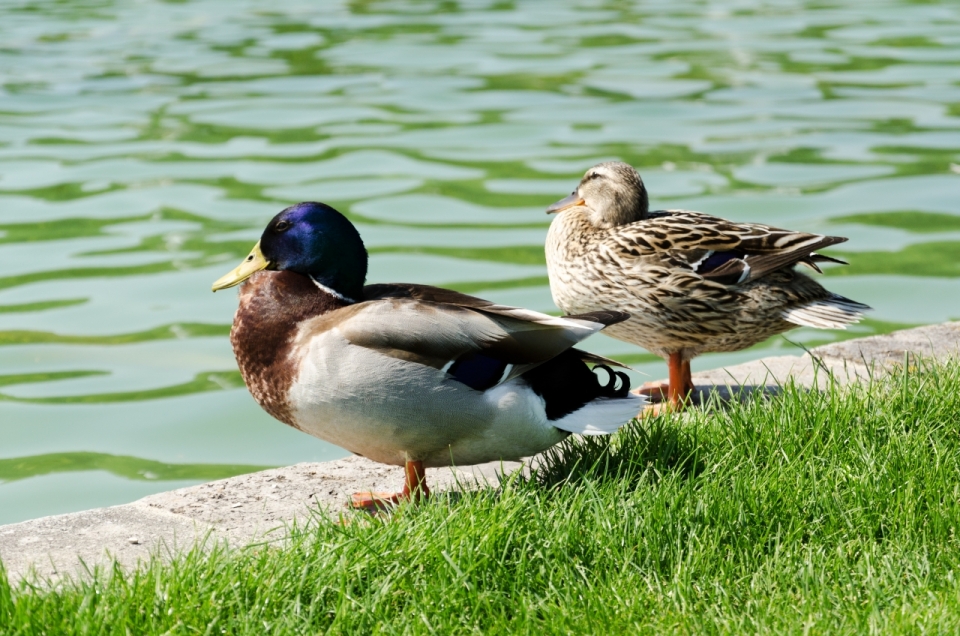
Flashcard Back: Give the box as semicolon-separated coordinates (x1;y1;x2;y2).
521;350;634;421
593;364;631;398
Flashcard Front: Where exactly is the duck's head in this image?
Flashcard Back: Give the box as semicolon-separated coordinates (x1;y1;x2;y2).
212;202;367;301
546;161;648;228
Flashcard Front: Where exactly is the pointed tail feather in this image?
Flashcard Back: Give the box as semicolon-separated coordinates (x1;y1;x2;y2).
564;310;631;326
798;253;849;274
550;395;645;436
781;294;871;329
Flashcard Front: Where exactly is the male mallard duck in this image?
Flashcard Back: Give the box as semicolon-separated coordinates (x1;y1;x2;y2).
213;202;644;507
544;161;871;411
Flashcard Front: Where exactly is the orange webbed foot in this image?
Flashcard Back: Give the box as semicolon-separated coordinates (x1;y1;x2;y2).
351;491;404;512
634;381;670;402
640;400;676;418
351;460;431;512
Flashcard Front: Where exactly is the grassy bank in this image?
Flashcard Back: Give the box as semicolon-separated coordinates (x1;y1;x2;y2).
4;362;960;634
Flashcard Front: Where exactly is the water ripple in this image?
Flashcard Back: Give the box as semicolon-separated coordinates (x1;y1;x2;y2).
1;0;959;523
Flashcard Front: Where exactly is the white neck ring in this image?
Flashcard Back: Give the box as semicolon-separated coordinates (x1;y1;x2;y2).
309;276;356;303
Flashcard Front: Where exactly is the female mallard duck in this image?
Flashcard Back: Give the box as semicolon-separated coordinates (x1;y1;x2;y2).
213;202;643;507
545;161;871;411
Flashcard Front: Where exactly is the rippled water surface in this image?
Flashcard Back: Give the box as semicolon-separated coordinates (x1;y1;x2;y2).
2;0;959;524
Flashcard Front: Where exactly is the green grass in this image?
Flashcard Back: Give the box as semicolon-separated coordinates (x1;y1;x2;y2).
4;361;960;634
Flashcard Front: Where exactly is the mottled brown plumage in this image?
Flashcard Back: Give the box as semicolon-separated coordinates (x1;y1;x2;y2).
545;161;871;409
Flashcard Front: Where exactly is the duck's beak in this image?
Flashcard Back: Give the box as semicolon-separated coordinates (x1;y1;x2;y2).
546;191;585;214
212;241;270;292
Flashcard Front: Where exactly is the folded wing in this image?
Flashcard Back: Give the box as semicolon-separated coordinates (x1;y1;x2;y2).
612;210;850;286
337;284;629;390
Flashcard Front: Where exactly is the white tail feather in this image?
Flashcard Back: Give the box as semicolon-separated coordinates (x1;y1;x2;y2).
782;294;870;330
551;395;644;436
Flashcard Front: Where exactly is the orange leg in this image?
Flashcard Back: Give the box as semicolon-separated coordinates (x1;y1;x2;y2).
682;360;695;398
667;351;687;410
638;353;695;415
402;459;430;501
352;460;430;510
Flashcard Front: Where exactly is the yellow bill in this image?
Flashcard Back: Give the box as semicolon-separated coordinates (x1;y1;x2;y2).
211;241;270;292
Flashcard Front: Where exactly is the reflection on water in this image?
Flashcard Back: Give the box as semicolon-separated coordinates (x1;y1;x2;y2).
0;452;269;483
1;0;958;524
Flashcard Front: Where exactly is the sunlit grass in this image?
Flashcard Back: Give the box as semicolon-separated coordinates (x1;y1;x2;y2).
4;361;960;633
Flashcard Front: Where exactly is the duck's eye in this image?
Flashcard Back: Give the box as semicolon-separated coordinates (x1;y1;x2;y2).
275;220;291;232
584;172;601;182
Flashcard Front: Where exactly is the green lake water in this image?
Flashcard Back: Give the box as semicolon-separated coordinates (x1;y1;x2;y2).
1;0;959;524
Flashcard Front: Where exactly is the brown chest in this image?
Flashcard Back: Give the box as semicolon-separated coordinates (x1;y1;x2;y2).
231;316;298;427
229;271;347;430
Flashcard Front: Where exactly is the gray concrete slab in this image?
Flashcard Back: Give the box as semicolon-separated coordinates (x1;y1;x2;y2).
688;354;871;402
3;322;958;586
1;456;520;585
813;321;960;367
0;501;207;585
685;322;960;404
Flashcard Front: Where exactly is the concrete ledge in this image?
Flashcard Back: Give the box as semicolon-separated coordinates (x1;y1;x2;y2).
687;321;960;401
3;322;959;585
1;458;519;584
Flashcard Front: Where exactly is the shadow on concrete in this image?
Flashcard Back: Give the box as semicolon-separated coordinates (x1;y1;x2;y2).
689;383;785;406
